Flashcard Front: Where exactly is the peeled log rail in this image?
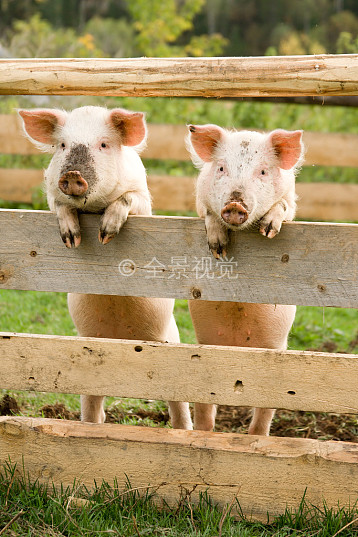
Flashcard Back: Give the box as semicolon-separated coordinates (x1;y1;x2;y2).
1;55;358;97
1;332;358;413
0;210;357;308
2;416;358;522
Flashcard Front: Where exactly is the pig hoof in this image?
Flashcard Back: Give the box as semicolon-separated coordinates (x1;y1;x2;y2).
61;231;81;248
209;242;227;260
259;222;279;239
98;229;115;244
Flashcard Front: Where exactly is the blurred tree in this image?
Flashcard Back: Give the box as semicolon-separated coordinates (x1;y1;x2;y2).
126;0;227;56
4;14;103;57
336;31;358;53
85;17;134;57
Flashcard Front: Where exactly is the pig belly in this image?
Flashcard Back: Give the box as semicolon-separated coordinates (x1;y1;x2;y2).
68;294;176;342
188;300;296;349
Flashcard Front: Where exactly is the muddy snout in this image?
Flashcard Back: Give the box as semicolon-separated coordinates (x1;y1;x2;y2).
221;201;248;226
58;171;88;197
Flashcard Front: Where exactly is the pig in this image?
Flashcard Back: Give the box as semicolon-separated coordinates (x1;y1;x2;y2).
18;105;193;430
186;123;303;435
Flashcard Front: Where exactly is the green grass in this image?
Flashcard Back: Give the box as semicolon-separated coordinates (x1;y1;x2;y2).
2;461;358;536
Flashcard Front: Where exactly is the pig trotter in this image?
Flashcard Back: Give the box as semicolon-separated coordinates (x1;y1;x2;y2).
55;205;81;248
61;230;81;248
98;196;130;244
259;200;288;239
205;212;229;259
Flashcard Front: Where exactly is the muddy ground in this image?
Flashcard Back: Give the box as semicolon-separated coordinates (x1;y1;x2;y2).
1;394;357;442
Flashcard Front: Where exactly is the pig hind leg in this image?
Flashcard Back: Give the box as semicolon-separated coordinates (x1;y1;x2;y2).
194;403;217;431
166;315;193;430
81;395;106;423
248;408;275;436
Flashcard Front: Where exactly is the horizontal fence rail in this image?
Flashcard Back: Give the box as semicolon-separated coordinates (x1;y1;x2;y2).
1;170;357;221
0;210;357;307
1;332;358;413
2;416;358;522
4;116;358;167
1;55;358;97
2;115;358;168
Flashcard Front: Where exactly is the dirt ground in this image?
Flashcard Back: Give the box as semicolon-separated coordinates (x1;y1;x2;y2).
1;394;357;442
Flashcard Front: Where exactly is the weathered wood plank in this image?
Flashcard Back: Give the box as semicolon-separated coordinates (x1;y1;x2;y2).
2;114;358;168
1;332;358;413
0;169;357;223
296;183;358;221
1;56;358;97
2;416;358;521
0;210;357;307
0;168;43;202
148;175;358;220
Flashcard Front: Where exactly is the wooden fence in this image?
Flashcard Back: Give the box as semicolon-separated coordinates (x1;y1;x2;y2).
0;55;358;522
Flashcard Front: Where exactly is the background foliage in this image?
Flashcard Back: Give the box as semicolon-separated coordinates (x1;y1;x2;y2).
1;0;358;58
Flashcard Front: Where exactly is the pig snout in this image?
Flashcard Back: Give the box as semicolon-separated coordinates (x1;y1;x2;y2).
58;171;88;197
221;201;248;226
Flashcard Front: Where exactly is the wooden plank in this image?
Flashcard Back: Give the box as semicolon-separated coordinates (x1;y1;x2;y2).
2;416;358;521
0;168;43;202
149;174;196;212
296;183;358;221
0;210;357;307
0;169;357;222
1;332;358;413
1;56;358;97
148;175;358;220
2;115;358;168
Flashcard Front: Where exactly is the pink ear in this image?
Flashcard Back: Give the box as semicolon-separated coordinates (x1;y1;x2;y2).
108;108;146;146
269;129;303;170
18;109;66;144
188;124;224;162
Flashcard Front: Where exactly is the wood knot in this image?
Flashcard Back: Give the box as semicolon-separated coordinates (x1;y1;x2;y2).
191;288;201;299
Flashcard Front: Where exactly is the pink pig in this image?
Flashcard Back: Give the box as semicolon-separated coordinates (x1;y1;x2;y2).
187;124;303;435
18;106;193;430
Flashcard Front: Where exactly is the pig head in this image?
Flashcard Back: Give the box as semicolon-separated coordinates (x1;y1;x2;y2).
18;106;150;247
187;124;303;258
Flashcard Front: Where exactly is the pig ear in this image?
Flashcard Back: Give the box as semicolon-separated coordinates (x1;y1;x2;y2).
108;108;147;147
269;129;304;170
18;109;66;146
187;124;224;162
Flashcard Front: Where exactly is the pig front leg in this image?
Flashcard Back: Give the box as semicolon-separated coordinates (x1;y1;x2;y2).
99;191;151;244
259;194;296;239
54;202;81;248
205;211;229;259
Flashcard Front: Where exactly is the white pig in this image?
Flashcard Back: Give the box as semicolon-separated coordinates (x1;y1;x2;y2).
187;123;303;435
18;106;192;430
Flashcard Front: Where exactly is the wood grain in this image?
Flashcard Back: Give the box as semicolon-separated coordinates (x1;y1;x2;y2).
2;416;358;521
0;210;357;307
0;169;43;202
1;332;358;413
1;55;358;97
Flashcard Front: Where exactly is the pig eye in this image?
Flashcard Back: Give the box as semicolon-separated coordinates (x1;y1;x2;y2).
101;142;107;148
219;167;224;172
261;170;266;175
61;143;66;149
